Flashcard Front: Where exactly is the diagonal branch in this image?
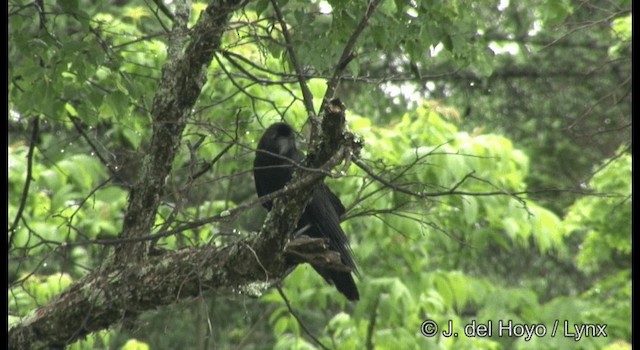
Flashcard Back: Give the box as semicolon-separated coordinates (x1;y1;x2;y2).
8;242;275;349
8;2;364;349
8;119;361;350
150;0;175;22
269;0;316;122
9;1;247;348
9;116;39;249
277;287;331;350
114;0;245;264
319;0;384;115
68;115;121;181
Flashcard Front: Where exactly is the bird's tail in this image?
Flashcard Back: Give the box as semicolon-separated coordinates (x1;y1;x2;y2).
312;266;360;301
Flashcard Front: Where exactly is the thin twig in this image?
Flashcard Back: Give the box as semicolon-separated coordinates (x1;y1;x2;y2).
111;31;168;49
214;53;282;109
269;0;316;119
35;0;46;29
189;142;235;181
320;0;384;115
68;176;114;222
581;143;631;185
354;158;623;199
47;146;352;248
365;293;380;350
276;286;331;350
9;116;39;249
151;0;175;22
68;116;120;180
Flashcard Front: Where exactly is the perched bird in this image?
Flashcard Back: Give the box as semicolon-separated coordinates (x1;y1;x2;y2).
253;122;360;301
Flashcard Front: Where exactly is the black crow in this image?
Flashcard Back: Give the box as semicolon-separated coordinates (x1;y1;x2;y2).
253;122;360;301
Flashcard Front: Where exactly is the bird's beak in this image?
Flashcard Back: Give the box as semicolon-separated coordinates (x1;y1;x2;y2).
276;137;293;155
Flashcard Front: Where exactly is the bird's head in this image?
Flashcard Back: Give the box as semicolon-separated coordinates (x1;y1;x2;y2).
257;122;297;157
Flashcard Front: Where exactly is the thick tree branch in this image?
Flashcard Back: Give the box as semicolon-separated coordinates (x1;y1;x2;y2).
8;3;367;348
8;241;278;349
8;115;361;350
284;236;352;273
114;0;244;263
8;82;360;350
9;0;246;348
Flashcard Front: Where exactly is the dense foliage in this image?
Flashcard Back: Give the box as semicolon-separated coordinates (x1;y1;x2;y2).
9;0;630;349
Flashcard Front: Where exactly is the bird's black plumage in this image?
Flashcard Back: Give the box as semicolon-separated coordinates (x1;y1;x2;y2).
253;122;359;301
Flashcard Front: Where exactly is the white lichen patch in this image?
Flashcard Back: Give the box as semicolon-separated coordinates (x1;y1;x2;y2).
235;281;271;298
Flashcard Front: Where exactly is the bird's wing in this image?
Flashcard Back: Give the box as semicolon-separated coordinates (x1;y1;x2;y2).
302;186;359;275
297;155;346;216
323;184;347;216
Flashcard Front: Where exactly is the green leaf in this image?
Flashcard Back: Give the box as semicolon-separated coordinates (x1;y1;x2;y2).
501;217;520;240
255;0;270;17
58;0;79;13
462;196;479;225
65;103;78;117
58;154;106;191
101;90;129;119
538;0;574;27
121;339;150;350
530;204;564;252
611;14;631;40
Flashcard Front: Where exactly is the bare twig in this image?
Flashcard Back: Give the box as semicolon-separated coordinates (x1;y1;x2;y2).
581;143;631;185
150;0;175;22
188;142;235;181
44;144;355;249
111;31;169;49
319;0;384;115
68;177;114;223
276;287;331;350
68;116;121;180
567;76;631;131
269;0;316;121
35;0;46;29
365;294;380;350
213;53;281;108
354;157;624;199
9;116;39;249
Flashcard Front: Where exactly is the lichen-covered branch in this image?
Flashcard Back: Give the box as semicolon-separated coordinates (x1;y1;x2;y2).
8;239;276;349
7;2;367;348
9;1;246;348
114;0;244;263
7;120;362;350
